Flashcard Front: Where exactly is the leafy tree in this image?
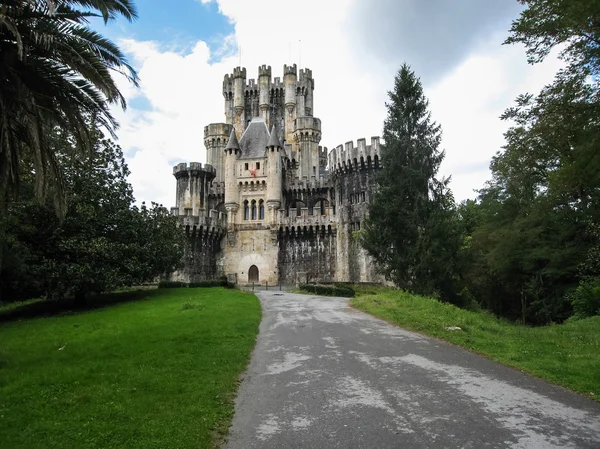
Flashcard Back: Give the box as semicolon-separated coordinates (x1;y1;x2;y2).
0;127;185;303
0;0;139;210
362;64;462;302
459;0;600;323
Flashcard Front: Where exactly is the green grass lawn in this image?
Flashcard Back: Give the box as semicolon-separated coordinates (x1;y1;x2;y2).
0;288;261;449
351;290;600;401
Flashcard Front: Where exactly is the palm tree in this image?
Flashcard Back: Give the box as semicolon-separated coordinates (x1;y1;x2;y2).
0;0;139;212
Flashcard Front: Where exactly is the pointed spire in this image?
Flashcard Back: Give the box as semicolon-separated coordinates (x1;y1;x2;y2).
225;128;240;150
267;125;281;148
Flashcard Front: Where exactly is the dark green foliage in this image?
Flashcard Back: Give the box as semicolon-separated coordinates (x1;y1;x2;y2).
300;284;356;297
361;64;462;303
457;1;600;324
159;279;230;289
570;278;600;319
0;127;185;302
0;0;139;212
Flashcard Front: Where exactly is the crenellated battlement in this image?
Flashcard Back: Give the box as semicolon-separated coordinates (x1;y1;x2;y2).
173;162;217;179
328;137;381;175
204;123;232;139
284;64;297;77
300;68;313;81
232;66;246;79
258;65;271;77
294;116;321;131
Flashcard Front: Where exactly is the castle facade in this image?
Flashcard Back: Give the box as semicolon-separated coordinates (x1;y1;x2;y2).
171;64;382;285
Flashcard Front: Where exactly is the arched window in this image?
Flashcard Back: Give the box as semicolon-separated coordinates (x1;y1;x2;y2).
243;200;249;220
251;200;257;220
259;200;265;220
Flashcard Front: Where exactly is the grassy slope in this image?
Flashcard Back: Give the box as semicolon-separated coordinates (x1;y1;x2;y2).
351;290;600;400
0;288;261;449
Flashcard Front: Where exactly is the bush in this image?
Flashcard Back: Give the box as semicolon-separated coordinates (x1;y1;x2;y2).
188;279;228;288
158;279;231;289
158;281;187;289
299;284;355;297
571;277;600;319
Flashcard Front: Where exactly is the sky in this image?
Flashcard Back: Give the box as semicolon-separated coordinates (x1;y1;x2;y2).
99;0;563;208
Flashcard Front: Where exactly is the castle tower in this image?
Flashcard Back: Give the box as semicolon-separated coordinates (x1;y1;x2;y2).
232;67;247;137
224;128;241;226
293;117;322;179
204;123;232;183
173;162;216;216
283;64;297;143
258;65;271;124
266;125;282;225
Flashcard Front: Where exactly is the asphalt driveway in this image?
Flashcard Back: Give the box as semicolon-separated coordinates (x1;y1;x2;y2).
225;291;600;449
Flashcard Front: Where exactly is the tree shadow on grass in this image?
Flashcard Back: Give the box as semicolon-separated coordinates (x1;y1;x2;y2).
0;287;161;323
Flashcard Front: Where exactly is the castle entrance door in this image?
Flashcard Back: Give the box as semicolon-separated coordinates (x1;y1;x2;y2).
248;265;259;283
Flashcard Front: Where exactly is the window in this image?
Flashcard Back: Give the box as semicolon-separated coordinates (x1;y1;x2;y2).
243;200;249;220
256;162;260;169
361;192;366;202
245;163;249;170
259;200;264;220
313;166;316;174
251;200;257;220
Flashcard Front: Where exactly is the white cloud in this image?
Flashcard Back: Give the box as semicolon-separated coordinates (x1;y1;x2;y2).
111;0;562;207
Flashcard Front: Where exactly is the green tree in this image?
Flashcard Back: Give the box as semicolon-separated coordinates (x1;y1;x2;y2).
0;0;139;210
0;127;185;303
362;64;462;302
459;0;600;323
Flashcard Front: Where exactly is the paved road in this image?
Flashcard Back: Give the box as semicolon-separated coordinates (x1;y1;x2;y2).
225;291;600;449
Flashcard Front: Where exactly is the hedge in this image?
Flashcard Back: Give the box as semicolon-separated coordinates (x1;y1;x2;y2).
299;284;355;297
158;278;230;289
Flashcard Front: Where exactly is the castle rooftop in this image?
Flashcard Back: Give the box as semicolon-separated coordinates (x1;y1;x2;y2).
239;117;270;159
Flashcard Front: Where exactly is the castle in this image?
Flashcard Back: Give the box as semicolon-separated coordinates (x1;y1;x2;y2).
170;64;382;285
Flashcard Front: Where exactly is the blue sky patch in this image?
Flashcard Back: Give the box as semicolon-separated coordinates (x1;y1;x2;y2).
91;0;235;60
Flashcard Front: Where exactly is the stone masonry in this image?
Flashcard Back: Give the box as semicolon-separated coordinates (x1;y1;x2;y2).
170;64;383;285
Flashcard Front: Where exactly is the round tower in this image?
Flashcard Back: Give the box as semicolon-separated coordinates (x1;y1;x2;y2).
293;117;322;179
223;74;233;124
204;123;233;184
266;125;282;224
224;129;241;225
232;67;247;137
258;65;272;124
283;64;297;142
173;162;216;216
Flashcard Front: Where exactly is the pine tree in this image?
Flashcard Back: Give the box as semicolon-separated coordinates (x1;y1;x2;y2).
362;64;460;300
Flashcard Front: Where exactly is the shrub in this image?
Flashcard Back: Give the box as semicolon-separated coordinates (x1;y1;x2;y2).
188;279;228;288
158;281;187;289
571;277;600;319
299;284;355;297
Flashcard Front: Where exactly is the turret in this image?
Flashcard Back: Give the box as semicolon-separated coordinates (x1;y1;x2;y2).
223;74;234;124
293;117;322;179
301;68;314;116
232;67;246;137
283;64;297;142
258;65;271;123
173;162;216;216
224;129;241;224
266;125;283;223
204;123;233;183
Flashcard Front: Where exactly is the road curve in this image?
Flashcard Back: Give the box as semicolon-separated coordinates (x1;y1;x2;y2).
225;291;600;449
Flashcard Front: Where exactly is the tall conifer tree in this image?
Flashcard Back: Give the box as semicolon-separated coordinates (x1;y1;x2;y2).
362;64;460;300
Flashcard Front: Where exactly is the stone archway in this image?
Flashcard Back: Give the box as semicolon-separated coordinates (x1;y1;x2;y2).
248;265;259;283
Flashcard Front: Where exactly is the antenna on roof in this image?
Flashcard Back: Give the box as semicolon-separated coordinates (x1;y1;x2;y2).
299;39;302;70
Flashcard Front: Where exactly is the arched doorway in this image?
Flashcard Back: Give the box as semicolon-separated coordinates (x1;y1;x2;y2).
248;265;259;283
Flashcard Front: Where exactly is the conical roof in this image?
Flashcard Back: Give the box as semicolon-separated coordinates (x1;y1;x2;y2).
267;125;281;148
225;128;240;150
